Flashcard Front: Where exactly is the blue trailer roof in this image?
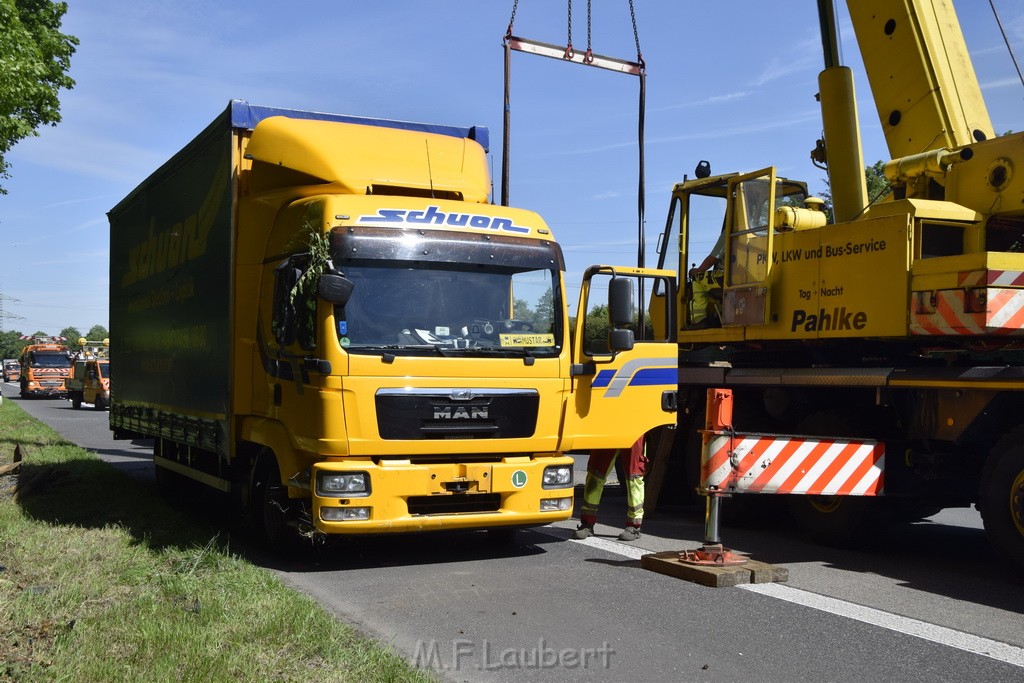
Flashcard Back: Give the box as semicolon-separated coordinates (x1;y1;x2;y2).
228;99;489;152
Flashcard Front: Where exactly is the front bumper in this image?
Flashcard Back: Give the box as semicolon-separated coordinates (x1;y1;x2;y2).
24;386;67;398
310;456;575;534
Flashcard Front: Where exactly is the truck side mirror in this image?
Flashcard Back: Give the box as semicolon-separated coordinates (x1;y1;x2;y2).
609;327;634;352
318;272;354;305
608;277;634;327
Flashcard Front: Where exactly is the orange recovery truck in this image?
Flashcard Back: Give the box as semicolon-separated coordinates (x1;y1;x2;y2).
19;336;72;399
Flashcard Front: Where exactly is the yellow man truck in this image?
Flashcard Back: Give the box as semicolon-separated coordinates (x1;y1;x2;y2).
109;100;677;548
651;0;1024;566
19;336;71;399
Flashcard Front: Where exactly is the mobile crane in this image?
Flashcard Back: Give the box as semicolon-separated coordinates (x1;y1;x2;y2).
651;0;1024;565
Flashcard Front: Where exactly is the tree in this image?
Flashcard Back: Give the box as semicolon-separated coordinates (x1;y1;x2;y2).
818;160;891;223
0;329;25;358
0;0;78;194
582;304;610;353
59;325;80;342
86;324;108;341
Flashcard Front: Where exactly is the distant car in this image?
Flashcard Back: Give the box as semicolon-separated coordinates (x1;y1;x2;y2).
2;362;20;382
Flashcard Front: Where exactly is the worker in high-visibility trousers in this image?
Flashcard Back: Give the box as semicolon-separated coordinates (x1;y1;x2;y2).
574;435;647;541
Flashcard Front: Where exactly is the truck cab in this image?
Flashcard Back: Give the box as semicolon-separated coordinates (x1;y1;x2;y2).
2;360;20;382
19;338;72;399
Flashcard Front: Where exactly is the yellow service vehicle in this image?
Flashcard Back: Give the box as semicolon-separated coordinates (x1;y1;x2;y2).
67;338;110;410
109;101;677;549
651;0;1024;565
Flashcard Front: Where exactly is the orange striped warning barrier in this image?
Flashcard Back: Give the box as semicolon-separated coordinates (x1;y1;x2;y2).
701;433;884;495
912;270;1024;336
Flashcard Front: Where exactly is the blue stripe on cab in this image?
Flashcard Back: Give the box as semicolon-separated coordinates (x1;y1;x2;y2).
628;367;677;387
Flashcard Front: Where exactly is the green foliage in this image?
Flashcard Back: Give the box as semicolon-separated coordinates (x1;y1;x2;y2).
290;229;331;305
0;328;26;358
0;324;106;358
0;0;78;193
288;228;331;347
512;288;554;333
818;160;891;223
0;402;433;682
582;304;610;352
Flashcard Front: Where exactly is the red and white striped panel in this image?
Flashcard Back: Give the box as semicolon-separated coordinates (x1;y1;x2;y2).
957;270;1024;287
701;433;884;496
911;288;1024;336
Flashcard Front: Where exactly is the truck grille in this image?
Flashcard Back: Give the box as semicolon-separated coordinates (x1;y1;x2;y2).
407;493;501;515
376;388;538;440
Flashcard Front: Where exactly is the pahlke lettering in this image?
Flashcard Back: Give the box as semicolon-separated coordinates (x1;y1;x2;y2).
791;307;868;332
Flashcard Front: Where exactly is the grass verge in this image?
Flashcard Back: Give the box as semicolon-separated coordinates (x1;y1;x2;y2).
0;396;434;682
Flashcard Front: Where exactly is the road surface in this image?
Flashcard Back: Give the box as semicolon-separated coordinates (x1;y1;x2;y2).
5;381;1023;681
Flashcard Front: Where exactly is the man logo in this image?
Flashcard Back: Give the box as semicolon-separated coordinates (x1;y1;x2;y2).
433;404;488;419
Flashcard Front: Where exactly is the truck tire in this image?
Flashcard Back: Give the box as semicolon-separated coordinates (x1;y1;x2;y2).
786;410;871;545
980;426;1024;568
252;457;297;553
72;394;82;409
93;396;105;411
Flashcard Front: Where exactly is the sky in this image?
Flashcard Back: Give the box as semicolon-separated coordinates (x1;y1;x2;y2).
1;0;1023;336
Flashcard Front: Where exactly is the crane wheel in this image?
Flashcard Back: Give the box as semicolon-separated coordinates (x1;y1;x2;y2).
980;426;1024;568
786;410;871;545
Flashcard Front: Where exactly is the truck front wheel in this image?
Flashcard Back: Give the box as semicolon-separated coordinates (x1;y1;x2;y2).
252;456;297;552
980;426;1024;568
71;394;82;409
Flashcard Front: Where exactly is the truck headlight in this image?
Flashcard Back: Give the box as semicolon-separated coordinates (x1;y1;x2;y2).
542;465;573;489
317;472;369;496
321;506;370;521
540;497;572;511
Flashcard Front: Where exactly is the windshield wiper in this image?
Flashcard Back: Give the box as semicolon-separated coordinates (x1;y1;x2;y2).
436;347;528;357
350;344;444;355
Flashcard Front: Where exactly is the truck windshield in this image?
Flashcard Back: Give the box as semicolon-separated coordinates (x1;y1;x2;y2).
337;263;561;357
29;352;71;368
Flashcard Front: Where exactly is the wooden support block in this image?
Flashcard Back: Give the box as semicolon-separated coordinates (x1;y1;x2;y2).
641;550;788;588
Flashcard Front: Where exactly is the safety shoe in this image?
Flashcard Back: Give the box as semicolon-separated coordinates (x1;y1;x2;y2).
617;526;641;542
573;523;594;540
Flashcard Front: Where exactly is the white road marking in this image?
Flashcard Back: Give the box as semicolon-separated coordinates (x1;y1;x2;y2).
739;582;1024;669
538;527;1024;669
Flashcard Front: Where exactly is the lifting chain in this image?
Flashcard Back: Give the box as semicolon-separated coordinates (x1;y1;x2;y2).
504;0;518;41
565;0;574;59
584;0;594;64
629;0;644;69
